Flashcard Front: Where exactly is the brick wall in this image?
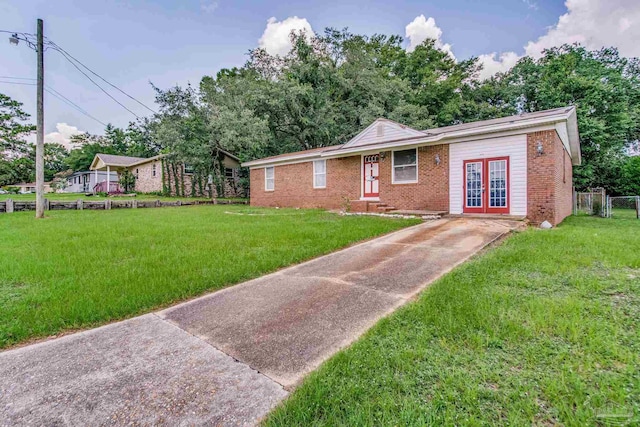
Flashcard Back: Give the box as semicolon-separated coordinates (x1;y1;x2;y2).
250;156;361;209
133;161;162;193
134;160;241;197
378;144;449;211
554;133;574;225
526;130;573;225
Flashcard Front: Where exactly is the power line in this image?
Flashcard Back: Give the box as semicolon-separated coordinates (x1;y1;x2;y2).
50;46;142;119
0;80;36;86
44;87;108;127
0;76;36;80
48;41;157;114
0;78;108;127
3;29;156;117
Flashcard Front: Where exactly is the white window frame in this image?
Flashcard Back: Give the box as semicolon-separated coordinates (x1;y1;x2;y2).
265;166;275;191
392;148;418;184
313;160;326;189
152;163;156;177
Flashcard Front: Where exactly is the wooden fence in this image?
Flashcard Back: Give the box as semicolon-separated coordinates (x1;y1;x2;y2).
0;198;247;214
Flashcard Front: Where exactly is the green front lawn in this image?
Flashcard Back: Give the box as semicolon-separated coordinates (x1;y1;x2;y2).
0;206;419;348
0;193;245;202
265;215;640;426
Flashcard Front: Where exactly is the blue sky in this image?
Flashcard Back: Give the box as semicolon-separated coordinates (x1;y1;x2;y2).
0;0;637;146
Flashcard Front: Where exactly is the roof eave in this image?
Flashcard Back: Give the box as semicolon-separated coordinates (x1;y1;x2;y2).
322;112;575;158
242;108;580;167
242;151;325;168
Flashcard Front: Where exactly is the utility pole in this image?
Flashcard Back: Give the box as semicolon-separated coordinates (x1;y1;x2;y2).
35;18;45;218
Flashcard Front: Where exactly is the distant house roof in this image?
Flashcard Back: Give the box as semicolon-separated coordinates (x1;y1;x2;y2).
90;154;147;170
242;106;581;167
11;182;52;187
68;170;116;177
90;149;242;171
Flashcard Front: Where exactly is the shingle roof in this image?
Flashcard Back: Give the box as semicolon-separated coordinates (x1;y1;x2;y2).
421;106;575;135
96;153;147;166
243;145;344;163
242;106;580;167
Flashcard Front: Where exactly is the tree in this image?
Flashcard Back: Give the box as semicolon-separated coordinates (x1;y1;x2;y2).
620;155;640;195
0;93;35;157
66;140;115;172
472;45;640;191
119;169;136;193
42;143;69;181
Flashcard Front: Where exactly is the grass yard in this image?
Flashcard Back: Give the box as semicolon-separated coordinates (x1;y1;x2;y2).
0;206;419;348
0;193;246;203
265;215;640;427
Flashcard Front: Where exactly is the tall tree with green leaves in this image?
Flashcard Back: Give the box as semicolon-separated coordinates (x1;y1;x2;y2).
0;93;35;157
473;45;640;191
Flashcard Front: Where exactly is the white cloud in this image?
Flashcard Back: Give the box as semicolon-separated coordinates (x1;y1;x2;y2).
477;52;522;80
200;0;218;14
405;15;454;58
258;16;314;56
43;123;83;151
524;0;640;58
475;0;640;79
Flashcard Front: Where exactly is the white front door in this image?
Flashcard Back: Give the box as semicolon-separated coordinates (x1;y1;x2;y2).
363;155;379;197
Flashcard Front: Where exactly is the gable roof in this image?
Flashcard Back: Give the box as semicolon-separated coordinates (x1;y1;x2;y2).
90;149;242;171
90;153;147;170
342;118;425;149
242;106;581;168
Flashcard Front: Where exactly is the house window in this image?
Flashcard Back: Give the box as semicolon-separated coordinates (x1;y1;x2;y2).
225;168;234;179
265;167;275;191
313;160;326;188
152;163;157;177
184;164;194;175
392;148;418;183
135;168;139;179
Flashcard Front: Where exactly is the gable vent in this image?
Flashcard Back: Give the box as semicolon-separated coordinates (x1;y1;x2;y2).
376;122;385;137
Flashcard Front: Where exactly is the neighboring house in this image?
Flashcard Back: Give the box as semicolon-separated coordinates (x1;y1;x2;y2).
242;106;581;226
11;182;53;194
89;151;242;197
64;171;118;193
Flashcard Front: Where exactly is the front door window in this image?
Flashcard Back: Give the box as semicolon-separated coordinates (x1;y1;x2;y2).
363;155;379;197
463;157;509;214
465;161;483;210
488;159;507;209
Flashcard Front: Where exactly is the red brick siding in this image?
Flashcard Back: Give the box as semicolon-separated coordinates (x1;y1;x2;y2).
378;145;449;211
526;130;573;225
554;134;573;225
250;156;361;209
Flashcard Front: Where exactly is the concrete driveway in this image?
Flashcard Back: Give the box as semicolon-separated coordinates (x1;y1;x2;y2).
0;218;519;426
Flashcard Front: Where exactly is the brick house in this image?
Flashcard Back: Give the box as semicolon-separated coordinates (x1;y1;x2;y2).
243;106;581;225
90;150;242;197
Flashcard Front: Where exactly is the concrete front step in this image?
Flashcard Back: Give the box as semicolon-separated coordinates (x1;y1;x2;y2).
376;206;397;213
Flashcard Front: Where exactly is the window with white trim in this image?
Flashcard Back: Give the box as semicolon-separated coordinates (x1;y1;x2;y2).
152;163;157;177
313;160;326;188
265;167;275;191
392;148;418;183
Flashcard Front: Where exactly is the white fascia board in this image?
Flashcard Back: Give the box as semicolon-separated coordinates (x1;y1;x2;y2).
321;117;569;158
244;154;324;169
127;154;166;168
245;110;576;167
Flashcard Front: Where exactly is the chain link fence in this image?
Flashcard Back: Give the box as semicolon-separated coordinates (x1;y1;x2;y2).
607;196;640;219
574;188;608;217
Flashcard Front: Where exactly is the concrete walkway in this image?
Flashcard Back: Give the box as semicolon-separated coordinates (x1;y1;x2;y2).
0;218;519;426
